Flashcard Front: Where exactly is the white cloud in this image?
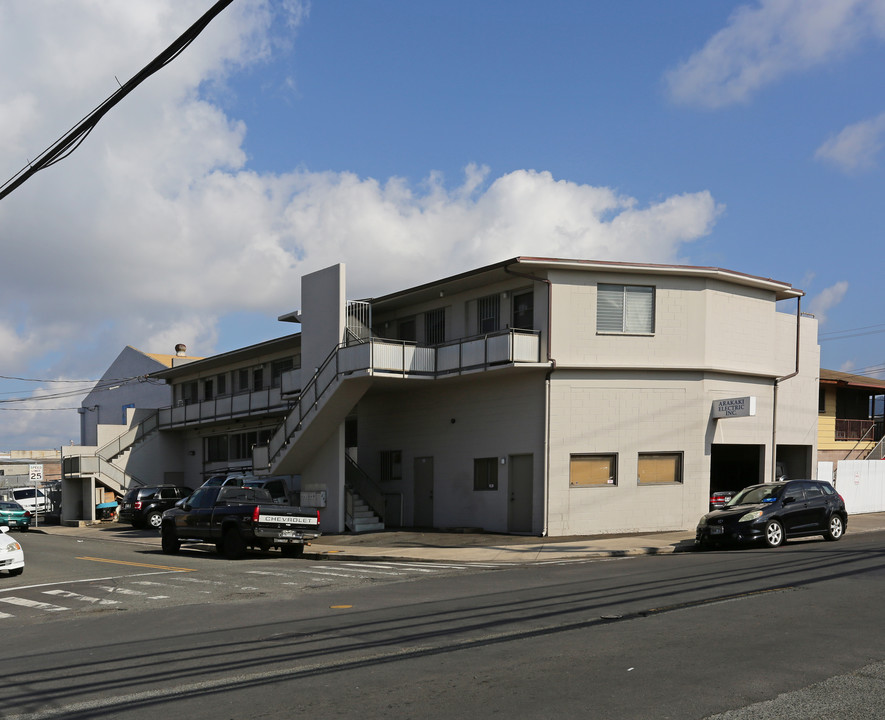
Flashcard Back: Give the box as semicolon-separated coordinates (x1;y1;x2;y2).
665;0;885;108
815;112;885;171
0;1;723;447
808;281;849;325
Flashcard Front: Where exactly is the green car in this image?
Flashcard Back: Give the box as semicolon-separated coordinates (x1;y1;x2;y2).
0;501;32;531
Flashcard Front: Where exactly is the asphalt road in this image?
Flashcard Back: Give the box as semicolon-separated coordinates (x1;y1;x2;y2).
3;529;885;719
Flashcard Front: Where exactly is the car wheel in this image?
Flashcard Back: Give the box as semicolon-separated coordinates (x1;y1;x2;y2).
824;515;844;541
146;512;163;530
9;567;23;576
280;543;304;558
222;529;246;560
20;526;28;532
161;525;180;555
763;519;784;548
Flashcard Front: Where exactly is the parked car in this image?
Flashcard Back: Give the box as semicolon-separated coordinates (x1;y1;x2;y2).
0;527;24;576
0;501;31;531
242;477;293;505
10;487;47;514
696;480;847;549
119;485;192;529
709;489;737;511
200;473;258;488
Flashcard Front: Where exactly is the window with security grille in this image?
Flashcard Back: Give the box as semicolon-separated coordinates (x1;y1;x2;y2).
474;457;499;491
477;295;500;333
597;284;655;334
380;450;402;482
424;308;445;345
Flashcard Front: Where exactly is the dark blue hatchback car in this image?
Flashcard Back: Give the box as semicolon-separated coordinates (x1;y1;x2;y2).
696;480;847;549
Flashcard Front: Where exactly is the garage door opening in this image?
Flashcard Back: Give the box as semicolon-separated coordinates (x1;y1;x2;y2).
710;444;764;496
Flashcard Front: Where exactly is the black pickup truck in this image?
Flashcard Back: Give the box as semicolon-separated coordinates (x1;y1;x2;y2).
159;485;321;559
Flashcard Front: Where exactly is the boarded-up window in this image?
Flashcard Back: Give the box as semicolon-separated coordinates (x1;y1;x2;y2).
570;454;617;487
637;452;683;484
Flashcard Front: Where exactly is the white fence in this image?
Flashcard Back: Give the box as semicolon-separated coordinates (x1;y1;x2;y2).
818;460;885;514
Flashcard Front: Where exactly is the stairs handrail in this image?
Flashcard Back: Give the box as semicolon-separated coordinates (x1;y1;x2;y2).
345;455;387;523
267;341;349;467
866;434;885;461
843;422;877;461
97;411;160;461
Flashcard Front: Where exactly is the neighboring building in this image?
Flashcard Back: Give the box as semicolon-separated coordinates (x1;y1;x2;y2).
0;449;61;510
63;257;820;536
61;345;201;523
817;368;885;463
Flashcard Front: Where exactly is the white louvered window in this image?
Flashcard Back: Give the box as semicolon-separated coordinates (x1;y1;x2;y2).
597;284;655;334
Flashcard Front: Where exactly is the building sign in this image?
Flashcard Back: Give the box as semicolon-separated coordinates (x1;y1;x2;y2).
712;396;756;419
29;464;44;482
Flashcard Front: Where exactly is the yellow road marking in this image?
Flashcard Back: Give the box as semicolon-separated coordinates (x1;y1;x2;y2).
77;556;196;572
330;605;353;609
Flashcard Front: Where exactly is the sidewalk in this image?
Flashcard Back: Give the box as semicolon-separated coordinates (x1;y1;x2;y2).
28;511;885;564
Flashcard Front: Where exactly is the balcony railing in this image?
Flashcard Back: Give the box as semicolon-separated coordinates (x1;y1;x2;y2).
157;386;290;429
266;329;543;469
834;419;881;442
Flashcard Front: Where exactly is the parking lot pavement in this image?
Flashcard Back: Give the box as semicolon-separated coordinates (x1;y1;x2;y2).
28;511;885;564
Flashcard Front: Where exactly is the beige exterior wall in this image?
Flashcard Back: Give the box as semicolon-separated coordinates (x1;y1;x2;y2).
357;371;547;534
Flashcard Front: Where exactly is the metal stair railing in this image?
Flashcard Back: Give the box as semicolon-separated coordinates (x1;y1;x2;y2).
865;434;885;461
345;455;390;524
842;422;877;461
97;411;160;462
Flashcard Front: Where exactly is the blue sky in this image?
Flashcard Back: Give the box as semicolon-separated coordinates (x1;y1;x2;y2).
1;0;884;448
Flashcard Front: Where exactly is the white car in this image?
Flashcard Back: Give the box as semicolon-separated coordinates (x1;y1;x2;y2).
0;527;24;576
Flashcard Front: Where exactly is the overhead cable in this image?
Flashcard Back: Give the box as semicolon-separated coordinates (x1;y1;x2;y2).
0;0;236;202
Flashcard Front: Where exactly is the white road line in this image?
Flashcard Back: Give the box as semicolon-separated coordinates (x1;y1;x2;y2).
292;569;361;578
0;570;182;594
0;597;69;612
0;611;14;619
92;585;148;596
42;590;119;606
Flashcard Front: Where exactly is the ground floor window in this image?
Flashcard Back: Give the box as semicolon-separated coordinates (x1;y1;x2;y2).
570;454;617;487
474;457;499;491
637;452;683;484
380;450;402;482
206;435;228;462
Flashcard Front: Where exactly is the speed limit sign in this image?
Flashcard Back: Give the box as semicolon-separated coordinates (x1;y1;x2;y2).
29;464;43;482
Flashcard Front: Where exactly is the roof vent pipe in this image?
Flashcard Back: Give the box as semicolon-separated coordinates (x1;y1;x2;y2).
175;343;187;356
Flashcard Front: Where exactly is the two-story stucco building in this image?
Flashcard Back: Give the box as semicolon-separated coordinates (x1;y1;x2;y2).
63;257;819;535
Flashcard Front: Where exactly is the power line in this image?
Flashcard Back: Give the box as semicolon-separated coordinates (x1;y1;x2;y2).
0;0;235;202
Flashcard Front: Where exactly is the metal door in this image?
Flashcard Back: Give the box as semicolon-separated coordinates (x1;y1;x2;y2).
413;457;434;528
508;454;533;533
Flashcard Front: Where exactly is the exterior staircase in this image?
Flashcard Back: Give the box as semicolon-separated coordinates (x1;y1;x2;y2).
348;492;384;533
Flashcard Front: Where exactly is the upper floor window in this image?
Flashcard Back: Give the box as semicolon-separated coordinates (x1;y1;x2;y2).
271;358;294;388
398;317;416;342
203;378;214;401
252;366;265;391
424;308;445;345
477;294;500;334
512;290;534;330
597;284;655;334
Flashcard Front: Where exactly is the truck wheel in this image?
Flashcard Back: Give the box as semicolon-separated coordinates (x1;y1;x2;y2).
222;529;246;560
281;544;304;558
161;526;180;555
